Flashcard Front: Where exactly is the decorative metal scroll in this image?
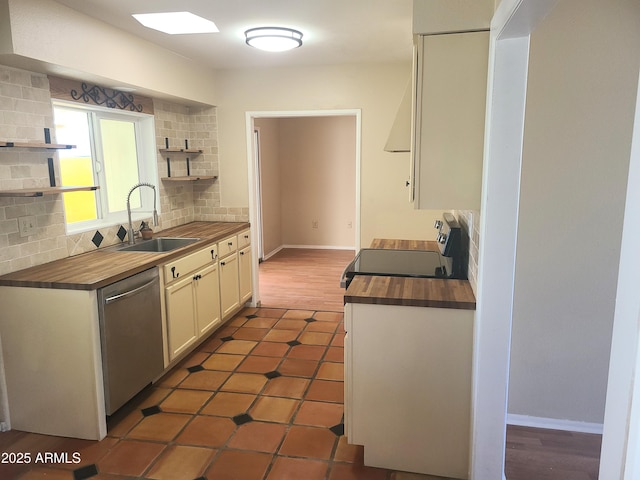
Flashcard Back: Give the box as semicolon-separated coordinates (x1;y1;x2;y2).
70;83;144;112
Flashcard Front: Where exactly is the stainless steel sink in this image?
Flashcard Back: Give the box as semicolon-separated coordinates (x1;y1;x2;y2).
117;237;200;253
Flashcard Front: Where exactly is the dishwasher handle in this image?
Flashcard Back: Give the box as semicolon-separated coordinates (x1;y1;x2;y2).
104;278;158;305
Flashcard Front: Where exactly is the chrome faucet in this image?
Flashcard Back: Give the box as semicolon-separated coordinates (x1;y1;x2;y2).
126;182;159;244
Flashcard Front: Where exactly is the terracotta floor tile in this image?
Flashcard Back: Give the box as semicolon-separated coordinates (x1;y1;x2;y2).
278;425;337;460
332;333;346;347
107;408;143;438
334;436;364;463
294;401;344;428
198;335;223;353
216;339;258;354
305;321;339;333
202;353;245;371
232;327;270;341
263;329;300;343
299;331;333;346
127;413;191;442
274;319;308;330
228;316;249;327
175;416;236;447
328;462;390;480
263;376;310;399
288;344;327;360
146;445;216;480
252;341;290;357
324;347;345;363
236;355;282;374
178;370;230;391
137;387;172;409
283;309;316;319
250;396;300;423
244;317;278;329
317;362;345;381
227;421;287;453
201;392;257;417
157;367;189;388
178;351;209;369
238;306;259;317
305;380;344;403
97;439;165;476
58;436;119;470
279;358;319;377
314;311;344;322
159;389;212;414
337;323;346;334
256;308;288;318
205;450;272;480
266;456;329;480
220;373;268;394
215;326;239;338
12;467;72;479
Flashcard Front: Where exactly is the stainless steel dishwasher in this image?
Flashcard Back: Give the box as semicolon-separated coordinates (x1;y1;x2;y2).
97;267;164;415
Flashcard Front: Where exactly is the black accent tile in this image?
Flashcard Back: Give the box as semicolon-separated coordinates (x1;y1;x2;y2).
116;225;127;241
187;364;205;373
264;370;281;379
141;405;162;417
304;317;316;323
232;413;253;426
287;340;301;347
330;423;345;436
74;464;98;480
220;336;234;342
91;231;103;248
246;314;258;319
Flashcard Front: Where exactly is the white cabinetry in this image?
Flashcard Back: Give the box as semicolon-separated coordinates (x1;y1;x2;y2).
237;229;252;305
219;250;239;320
163;245;220;361
411;31;489;210
344;302;474;479
219;229;253;320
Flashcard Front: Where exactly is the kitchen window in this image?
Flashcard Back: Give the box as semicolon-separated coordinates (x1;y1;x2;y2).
53;102;158;234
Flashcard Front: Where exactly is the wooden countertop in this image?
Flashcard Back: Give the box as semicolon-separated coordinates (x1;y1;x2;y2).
0;222;249;290
344;238;476;310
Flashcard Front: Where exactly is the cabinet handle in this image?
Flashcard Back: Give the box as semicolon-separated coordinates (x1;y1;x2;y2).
220;261;226;266
240;251;244;256
405;180;410;187
244;234;249;239
211;249;217;260
193;274;202;281
171;266;179;279
228;242;233;246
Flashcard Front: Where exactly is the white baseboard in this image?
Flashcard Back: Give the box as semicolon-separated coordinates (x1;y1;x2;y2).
507;413;603;434
263;244;355;261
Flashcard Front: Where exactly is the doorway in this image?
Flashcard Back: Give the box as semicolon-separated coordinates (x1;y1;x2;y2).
245;110;361;308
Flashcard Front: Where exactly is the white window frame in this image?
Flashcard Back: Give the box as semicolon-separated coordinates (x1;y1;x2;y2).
53;101;159;235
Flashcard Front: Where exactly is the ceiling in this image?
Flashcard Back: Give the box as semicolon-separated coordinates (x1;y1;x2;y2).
54;0;414;70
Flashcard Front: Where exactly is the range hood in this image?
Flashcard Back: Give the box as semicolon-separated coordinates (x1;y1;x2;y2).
384;80;412;153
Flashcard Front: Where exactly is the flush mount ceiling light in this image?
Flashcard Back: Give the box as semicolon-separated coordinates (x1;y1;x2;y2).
245;27;303;52
132;12;219;35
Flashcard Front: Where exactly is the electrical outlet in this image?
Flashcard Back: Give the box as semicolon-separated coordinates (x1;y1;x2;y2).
18;216;36;237
312;220;319;229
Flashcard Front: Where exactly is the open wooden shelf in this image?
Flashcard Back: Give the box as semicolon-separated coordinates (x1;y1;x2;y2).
0;186;99;198
0;141;75;150
160;176;217;182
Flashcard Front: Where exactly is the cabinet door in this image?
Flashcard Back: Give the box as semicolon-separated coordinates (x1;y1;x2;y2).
165;276;197;360
413;31;489;210
238;245;252;304
219;252;240;320
194;263;221;336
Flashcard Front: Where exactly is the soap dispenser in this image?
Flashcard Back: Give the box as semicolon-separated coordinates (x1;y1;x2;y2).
140;221;153;240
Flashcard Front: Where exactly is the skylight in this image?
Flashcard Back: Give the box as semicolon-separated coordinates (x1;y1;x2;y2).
132;12;219;35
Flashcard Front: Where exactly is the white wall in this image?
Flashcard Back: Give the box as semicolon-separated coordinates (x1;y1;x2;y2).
508;0;640;424
214;63;444;247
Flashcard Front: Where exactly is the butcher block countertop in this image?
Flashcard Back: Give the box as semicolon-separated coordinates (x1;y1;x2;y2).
0;222;249;290
344;238;476;310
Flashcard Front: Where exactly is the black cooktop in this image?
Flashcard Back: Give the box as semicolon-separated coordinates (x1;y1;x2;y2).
340;248;454;288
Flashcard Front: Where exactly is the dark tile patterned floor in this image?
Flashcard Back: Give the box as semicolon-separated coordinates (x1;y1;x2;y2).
0;307;436;480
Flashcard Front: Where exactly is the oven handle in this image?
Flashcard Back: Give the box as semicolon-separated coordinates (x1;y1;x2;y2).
104;278;158;305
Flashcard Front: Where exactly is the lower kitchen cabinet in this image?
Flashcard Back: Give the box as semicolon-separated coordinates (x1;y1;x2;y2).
219;252;240;320
165;275;197;360
195;263;221;335
344;302;473;479
239;244;252;304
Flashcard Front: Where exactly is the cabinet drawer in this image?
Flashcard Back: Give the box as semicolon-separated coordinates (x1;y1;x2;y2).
218;235;237;259
237;230;251;249
163;246;216;282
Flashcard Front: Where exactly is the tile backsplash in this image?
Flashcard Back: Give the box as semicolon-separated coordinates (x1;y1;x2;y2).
452;209;479;296
0;64;247;276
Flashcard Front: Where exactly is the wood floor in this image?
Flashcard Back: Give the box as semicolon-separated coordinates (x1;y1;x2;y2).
258;248;355;312
258;248;603;479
